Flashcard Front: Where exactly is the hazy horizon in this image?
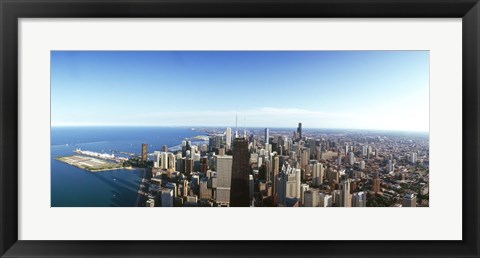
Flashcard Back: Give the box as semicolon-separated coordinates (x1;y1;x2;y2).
50;124;429;134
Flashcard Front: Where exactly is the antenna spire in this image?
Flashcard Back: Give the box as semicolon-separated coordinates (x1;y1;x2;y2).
235;112;238;138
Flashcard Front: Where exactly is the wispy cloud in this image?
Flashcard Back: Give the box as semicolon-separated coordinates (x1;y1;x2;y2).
125;107;358;127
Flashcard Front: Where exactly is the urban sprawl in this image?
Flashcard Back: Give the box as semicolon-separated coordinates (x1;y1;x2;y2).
61;123;429;207
128;122;429;208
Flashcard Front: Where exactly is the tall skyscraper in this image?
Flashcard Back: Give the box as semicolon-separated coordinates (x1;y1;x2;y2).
300;148;310;169
411;152;417;164
161;152;168;169
297;122;302;140
141;143;148;162
286;168;301;199
349;151;355;165
226;127;232;149
315;146;322;161
362;145;368;156
387;160;394;172
182;180;189;197
230;137;250;207
272;155;280;193
200;156;209;173
184;157;193;175
312;161;324;187
340;179;352;207
215;155;233;205
277;163;301;206
265;128;269;150
153;151;160;168
308;139;316;158
182;140;188;156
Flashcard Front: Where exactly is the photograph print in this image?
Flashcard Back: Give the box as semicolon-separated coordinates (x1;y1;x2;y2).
51;51;429;208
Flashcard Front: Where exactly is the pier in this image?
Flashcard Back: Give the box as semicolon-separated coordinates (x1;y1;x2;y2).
56;155;124;172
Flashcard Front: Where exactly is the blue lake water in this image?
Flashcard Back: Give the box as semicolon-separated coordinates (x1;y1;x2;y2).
51;126;203;207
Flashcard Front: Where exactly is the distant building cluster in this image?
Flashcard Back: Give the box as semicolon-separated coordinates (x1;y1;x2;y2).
139;122;429;207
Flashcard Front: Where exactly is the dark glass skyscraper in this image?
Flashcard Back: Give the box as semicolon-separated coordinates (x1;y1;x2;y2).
230;137;250;207
297;122;302;140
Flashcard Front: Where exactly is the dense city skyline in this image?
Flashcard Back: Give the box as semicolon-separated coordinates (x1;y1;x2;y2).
51;51;429;132
52;123;429;208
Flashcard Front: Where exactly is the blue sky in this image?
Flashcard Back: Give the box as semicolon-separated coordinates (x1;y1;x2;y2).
51;51;429;132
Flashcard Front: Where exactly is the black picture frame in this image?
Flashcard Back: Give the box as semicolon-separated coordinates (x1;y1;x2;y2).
1;0;479;257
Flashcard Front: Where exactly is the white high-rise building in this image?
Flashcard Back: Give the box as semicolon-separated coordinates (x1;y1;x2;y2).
277;163;301;205
153;151;161;168
362;145;368;156
226;127;232;149
161;152;168;169
411;152;417;164
352;191;367;207
312;162;324;187
387;160;394;172
349;152;355;165
215;155;233;204
285;170;300;199
190;146;196;159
